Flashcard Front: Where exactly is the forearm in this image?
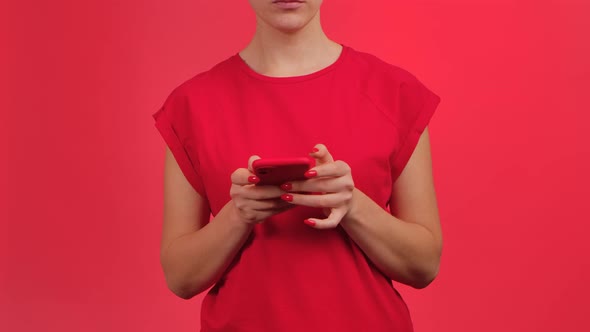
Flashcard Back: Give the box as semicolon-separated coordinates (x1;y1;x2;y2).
340;189;441;289
161;201;254;299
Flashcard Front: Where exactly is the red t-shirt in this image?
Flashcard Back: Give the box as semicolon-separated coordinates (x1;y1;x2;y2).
152;43;441;332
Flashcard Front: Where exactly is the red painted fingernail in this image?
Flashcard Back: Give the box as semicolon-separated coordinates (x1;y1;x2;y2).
280;183;292;191
310;147;319;153
304;219;316;226
281;194;293;202
248;176;260;184
304;170;317;178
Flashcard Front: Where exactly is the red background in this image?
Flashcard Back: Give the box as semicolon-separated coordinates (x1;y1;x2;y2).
2;0;589;331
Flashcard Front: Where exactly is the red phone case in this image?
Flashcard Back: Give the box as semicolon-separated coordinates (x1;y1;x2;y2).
252;157;315;186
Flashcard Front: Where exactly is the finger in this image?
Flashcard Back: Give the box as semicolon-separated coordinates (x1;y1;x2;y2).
262;203;297;212
248;155;261;172
304;160;352;180
230;181;284;201
309;143;334;166
305;207;347;229
231;168;256;186
256;198;294;211
236;198;292;211
280;191;350;208
283;176;352;194
242;185;285;200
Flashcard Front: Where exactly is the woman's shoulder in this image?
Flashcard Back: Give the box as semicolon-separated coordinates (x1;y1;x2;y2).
343;45;434;106
166;54;239;98
345;45;418;82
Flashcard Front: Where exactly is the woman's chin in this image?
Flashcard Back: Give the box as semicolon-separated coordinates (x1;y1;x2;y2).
268;18;310;33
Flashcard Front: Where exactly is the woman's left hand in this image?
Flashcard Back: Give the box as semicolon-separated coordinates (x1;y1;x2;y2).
279;144;355;229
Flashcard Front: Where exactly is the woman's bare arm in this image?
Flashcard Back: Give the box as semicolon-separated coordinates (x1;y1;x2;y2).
159;147;253;299
159;148;290;299
276;131;442;288
340;128;443;288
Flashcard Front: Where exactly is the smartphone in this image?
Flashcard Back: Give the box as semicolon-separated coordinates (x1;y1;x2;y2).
252;157;315;186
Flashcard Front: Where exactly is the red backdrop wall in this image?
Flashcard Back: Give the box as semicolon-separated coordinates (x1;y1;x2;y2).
2;0;589;331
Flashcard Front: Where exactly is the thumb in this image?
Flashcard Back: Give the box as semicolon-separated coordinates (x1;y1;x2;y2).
248;155;261;173
309;143;334;166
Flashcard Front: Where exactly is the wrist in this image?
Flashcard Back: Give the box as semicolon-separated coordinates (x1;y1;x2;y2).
341;188;365;227
226;201;257;230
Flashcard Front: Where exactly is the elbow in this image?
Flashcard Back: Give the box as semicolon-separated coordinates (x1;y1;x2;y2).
409;264;439;289
164;273;207;300
410;237;443;289
386;260;440;289
409;257;441;289
161;257;206;300
168;282;199;300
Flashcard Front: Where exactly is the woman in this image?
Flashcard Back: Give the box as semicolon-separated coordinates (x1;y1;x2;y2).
153;0;443;331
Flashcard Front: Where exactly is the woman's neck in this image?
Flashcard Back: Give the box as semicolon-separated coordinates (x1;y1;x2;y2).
239;12;342;77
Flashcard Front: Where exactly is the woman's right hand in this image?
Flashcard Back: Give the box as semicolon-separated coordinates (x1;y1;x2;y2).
229;155;294;224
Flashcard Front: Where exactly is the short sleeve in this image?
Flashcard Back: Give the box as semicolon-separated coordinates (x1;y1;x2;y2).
152;88;207;198
390;74;441;181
